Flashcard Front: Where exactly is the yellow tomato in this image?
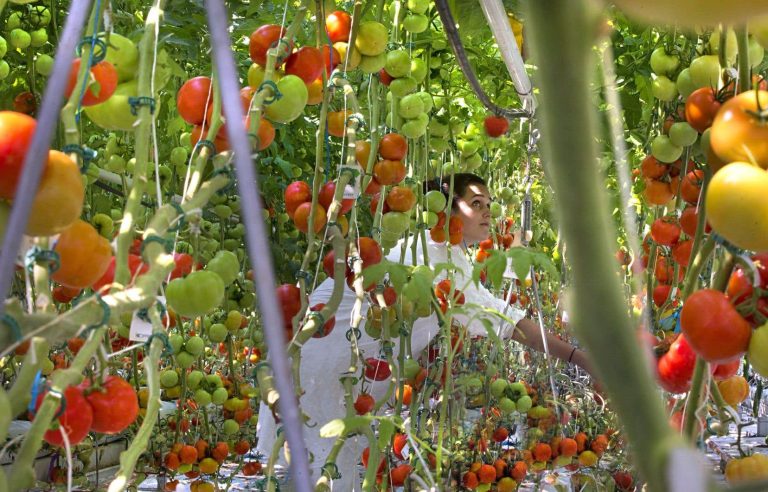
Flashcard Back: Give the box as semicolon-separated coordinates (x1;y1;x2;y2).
52;220;112;288
718;375;750;407
725;454;768;483
706;162;768;252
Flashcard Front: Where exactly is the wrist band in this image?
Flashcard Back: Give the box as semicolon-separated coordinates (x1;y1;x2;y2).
568;347;577;364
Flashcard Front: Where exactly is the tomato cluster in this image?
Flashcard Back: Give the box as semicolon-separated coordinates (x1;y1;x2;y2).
32;375;138;447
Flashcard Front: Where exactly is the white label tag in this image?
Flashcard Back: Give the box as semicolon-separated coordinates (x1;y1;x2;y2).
129;310;153;342
343;183;357;200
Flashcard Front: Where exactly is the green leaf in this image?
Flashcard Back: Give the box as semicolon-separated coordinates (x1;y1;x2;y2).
273;156;293;179
485;250;507;291
362;262;388;287
387;262;410;293
507;247;532;282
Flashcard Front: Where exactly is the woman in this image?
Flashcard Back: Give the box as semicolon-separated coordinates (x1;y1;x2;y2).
256;173;594;490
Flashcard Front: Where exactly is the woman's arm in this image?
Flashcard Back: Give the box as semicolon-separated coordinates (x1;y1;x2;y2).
510;318;597;379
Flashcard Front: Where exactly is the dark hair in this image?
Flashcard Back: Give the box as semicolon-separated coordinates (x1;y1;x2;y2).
423;173;487;210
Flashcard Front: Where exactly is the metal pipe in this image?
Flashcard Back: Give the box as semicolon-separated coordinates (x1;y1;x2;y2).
203;2;312;491
0;0;93;315
434;0;529;119
478;0;536;113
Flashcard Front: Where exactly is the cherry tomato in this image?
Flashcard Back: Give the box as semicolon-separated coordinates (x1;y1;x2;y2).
364;357;391;381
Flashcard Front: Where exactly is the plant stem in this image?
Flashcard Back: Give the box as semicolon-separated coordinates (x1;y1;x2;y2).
736;27;750;94
524;2;681;491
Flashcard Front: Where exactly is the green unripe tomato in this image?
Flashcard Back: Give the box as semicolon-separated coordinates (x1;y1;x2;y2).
225;310;243;331
175;351;196;369
0;60;9;80
168;334;184;355
668;121;698;147
187;370;205;390
208;323;228;343
212;204;232;220
207;250;239;286
222;418;240;435
516;394;533;413
0;36;7;58
490;378;508;399
166;270;225;318
160;369;179;388
184;335;205;356
385;49;411;78
407;0;429;14
5;13;22;32
211;387;229;405
29;6;52;27
194;389;212;406
490;202;503;218
170;146;188;166
389;76;417;97
9;29;31;50
35;54;54;76
205;375;222;390
403;13;429;33
29;28;47;47
410;58;427;83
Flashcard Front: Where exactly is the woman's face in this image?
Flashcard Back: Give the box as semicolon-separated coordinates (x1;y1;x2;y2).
454;183;492;245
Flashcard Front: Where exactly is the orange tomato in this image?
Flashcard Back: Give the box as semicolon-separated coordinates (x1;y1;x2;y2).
26;150;84;237
51;220;112;288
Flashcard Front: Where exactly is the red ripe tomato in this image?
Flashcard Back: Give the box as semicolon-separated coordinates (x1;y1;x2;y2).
293;202;327;233
680;170;703;204
685;87;721;133
379;133;408;160
653;284;673;307
650;216;681;246
318;181;354;215
309;302;336;338
33;385;94;447
680;289;752;363
249;25;289;66
284;181;312;218
209;86;253;123
712;359;741;381
357;237;383;268
353;393;375;415
276;284;301;322
672;239;693;266
640;154;667;179
169;252;195;280
378;68;394;86
81;375;139;434
326;11;352;43
285;47;324;84
680;206;703;237
373;159;406;185
52;285;82;304
92;254;148;292
364;358;391;381
323;249;351;279
65;59;118;106
190;123;229;153
0;111;37;199
484;115;509;137
13;91;37;115
177;77;213;126
657;334;696;393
